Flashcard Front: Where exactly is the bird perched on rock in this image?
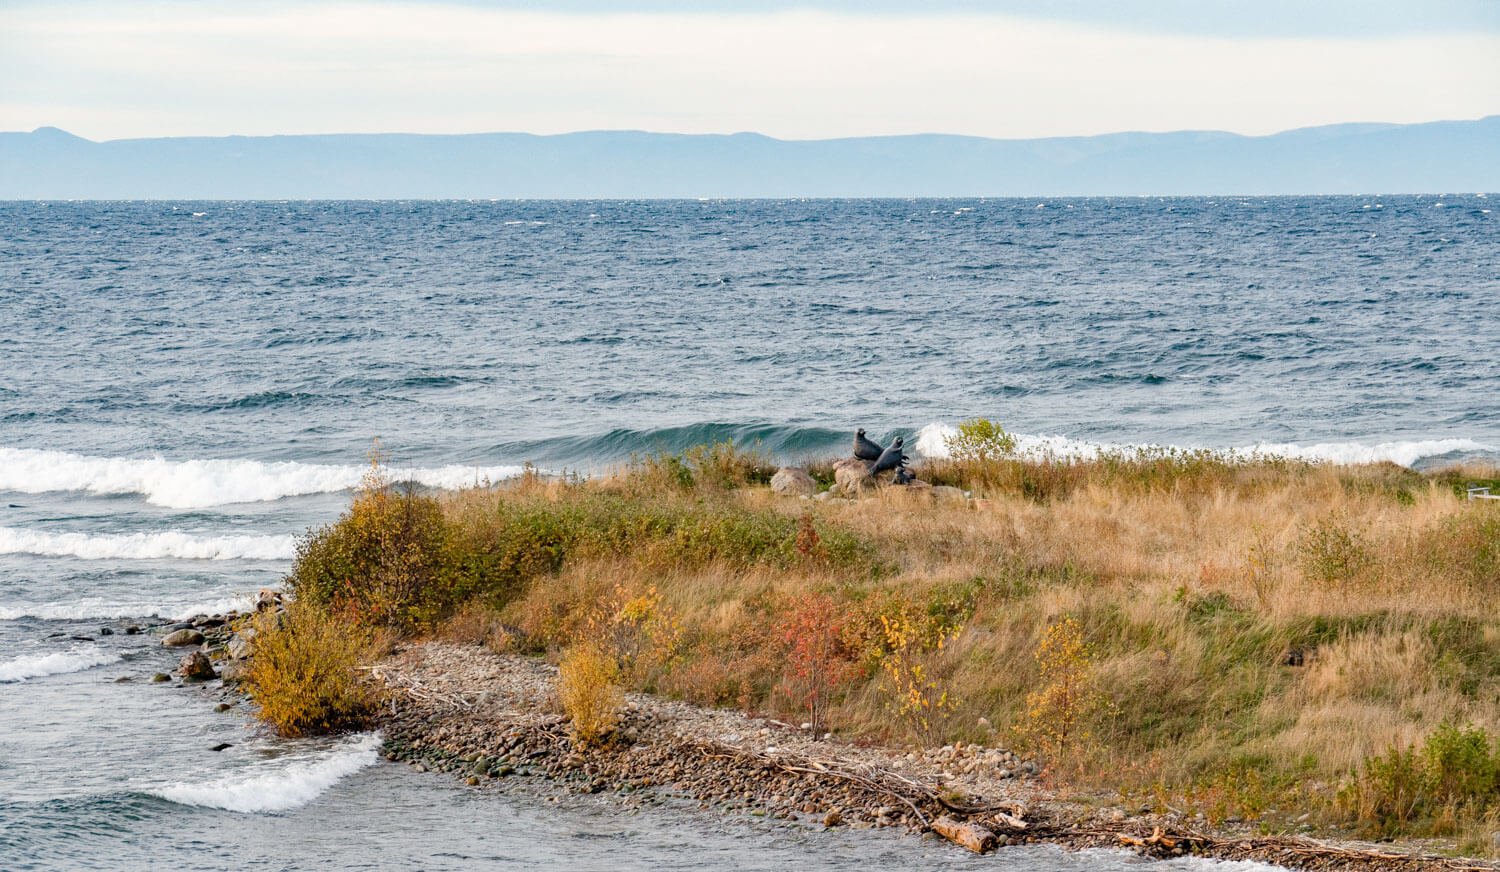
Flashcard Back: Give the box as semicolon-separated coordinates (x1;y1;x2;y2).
853;428;884;461
872;437;907;474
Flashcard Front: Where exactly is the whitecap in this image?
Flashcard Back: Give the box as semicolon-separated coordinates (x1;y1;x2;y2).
151;733;383;813
0;592;259;622
0;646;122;682
0;447;526;509
0;526;295;561
914;422;1493;469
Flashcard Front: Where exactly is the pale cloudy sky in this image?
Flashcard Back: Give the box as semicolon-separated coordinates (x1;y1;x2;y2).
2;0;1497;141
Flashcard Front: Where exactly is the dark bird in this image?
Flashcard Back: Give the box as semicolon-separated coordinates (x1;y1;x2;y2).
872;437;906;474
853;428;884;461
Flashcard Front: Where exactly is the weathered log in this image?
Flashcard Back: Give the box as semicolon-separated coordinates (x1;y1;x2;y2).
932;815;997;854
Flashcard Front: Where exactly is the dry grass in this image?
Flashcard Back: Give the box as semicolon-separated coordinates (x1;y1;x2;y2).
276;443;1500;839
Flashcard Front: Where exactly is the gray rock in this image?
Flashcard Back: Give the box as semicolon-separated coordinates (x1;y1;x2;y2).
832;458;876;497
99;627;114;636
161;628;205;647
931;485;967;504
770;467;818;497
227;628;256;660
177;650;217;681
124;625;142;635
219;660;249;683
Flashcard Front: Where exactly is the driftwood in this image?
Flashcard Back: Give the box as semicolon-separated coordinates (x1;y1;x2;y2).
365;665;475;713
1099;824;1500;872
932;816;997;853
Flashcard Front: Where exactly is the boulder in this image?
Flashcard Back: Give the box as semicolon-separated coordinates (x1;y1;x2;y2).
227;627;256;660
177;650;217;681
770;467;818;497
161;628;205;647
832;458;876;497
219;660;249;683
931;485;967;504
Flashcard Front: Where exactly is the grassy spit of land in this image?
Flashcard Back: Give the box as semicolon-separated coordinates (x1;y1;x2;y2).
243;437;1500;862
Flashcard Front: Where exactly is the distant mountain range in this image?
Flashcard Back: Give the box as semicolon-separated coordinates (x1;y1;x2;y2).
2;117;1496;198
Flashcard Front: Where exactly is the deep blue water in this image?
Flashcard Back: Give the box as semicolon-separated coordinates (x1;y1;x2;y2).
0;197;1495;870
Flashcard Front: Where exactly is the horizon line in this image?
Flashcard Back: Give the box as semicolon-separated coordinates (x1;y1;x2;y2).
13;113;1498;146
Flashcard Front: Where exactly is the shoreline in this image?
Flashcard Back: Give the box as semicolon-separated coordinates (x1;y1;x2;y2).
367;640;1497;872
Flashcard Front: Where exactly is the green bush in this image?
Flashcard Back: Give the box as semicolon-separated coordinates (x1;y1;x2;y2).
945;418;1017;464
1347;722;1500;835
1298;515;1371;586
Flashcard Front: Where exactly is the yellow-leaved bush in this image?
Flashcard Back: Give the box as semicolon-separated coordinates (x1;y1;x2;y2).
247;598;381;737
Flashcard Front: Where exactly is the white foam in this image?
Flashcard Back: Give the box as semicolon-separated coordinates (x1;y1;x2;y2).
0;592;259;622
0;447;526;509
914;422;1493;469
0;646;122;682
151;733;383;813
0;526;295;561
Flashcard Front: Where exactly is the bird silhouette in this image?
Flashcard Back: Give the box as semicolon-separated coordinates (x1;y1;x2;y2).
853;428;884;461
872;437;906;474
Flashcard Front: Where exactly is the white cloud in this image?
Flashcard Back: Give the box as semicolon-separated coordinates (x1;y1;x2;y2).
1;1;1496;140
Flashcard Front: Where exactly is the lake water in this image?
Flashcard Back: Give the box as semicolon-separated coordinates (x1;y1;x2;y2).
2;197;1495;869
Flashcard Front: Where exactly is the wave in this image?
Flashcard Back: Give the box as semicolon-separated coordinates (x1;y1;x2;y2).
498;422;851;465
0;447;527;509
150;733;383;814
0;527;295;561
0;646;121;682
0;592;258;622
913;423;1494;469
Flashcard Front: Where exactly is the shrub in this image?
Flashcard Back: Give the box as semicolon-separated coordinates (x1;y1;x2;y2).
876;609;961;745
945;417;1017;463
1345;722;1500;836
289;471;454;631
1020;614;1100;770
1298;515;1371;586
247;599;380;737
558;642;623;746
776;592;858;734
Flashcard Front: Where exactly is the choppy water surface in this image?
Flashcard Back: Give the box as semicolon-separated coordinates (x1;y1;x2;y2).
1;197;1496;869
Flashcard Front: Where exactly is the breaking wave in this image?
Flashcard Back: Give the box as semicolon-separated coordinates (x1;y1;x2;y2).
913;423;1493;469
0;646;121;682
0;593;259;622
150;733;383;813
0;447;526;509
0;527;295;561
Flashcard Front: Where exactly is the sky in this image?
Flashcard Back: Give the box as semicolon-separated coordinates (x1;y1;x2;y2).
1;0;1497;141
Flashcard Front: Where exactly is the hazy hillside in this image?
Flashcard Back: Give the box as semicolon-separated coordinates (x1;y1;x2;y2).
1;117;1496;198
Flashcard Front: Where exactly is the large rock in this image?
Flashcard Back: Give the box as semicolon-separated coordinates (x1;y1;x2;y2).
161;628;205;647
227;627;256;660
177;650;217;681
770;467;818;497
832;458;876;496
931;485;967;504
